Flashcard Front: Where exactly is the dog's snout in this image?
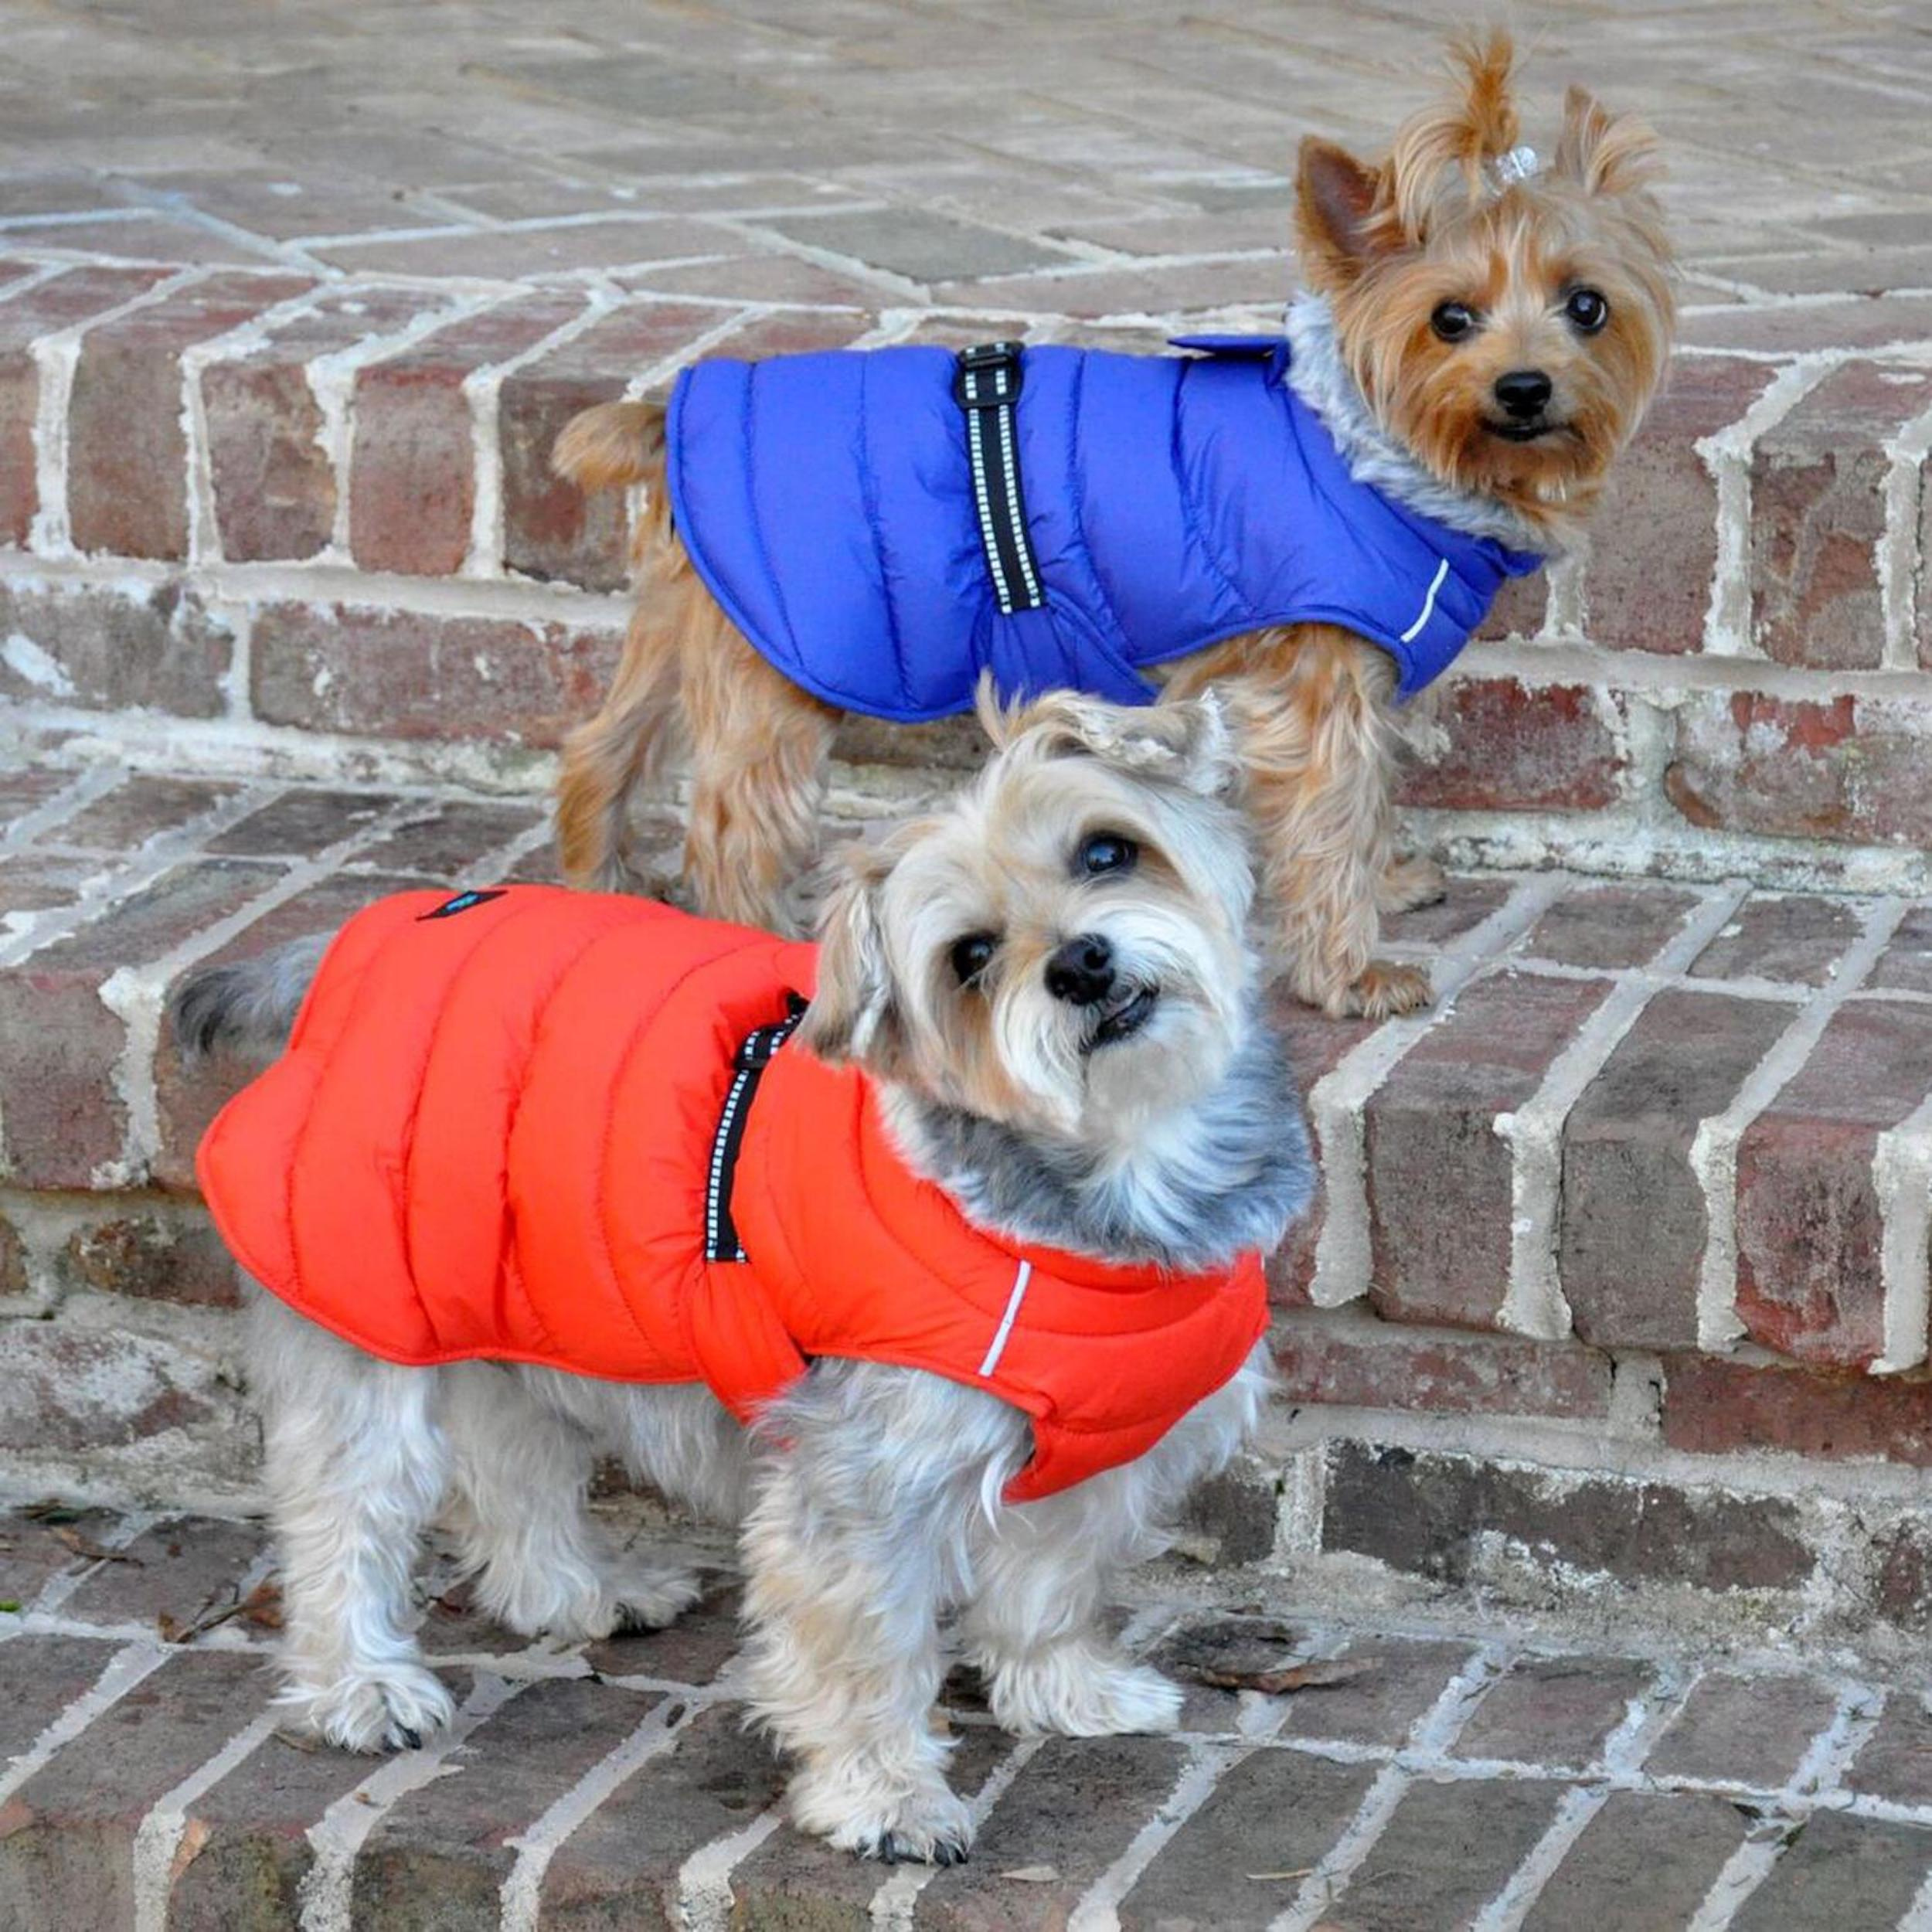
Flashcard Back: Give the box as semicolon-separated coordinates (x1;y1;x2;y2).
1046;934;1115;1006
1493;369;1553;420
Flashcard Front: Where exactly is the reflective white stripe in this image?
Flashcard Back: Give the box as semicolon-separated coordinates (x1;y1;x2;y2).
1399;556;1451;645
977;1258;1034;1378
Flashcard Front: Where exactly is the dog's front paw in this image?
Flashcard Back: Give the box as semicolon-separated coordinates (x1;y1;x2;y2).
489;1558;702;1642
606;1560;706;1634
1379;855;1447;913
281;1661;455;1753
792;1768;973;1866
985;1645;1182;1738
1332;960;1432;1020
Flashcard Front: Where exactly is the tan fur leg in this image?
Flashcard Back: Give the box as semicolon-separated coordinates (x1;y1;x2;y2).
1167;624;1431;1019
1379;854;1447;913
681;624;839;936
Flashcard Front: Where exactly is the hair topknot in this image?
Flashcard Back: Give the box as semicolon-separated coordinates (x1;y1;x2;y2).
1384;27;1522;242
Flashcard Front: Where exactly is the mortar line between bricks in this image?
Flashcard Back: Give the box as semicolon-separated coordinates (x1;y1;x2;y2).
866;1734;1046;1930
496;1692;696;1932
1684;1680;1886;1932
131;1706;281;1932
0;776;287;971
1901;1863;1932;1932
0;1638;170;1804
1269;1643;1504;1932
180;283;341;570
296;1669;523;1932
1465;949;1932;1011
118;182;332;277
1875;1080;1932;1373
96;784;504;1179
0;761;123;858
1308;871;1570;1309
24;1507;158;1616
1064;1736;1247;1932
1698;352;1843;658
1457;632;1932;698
677;1798;787;1932
0;260;76;308
1497;880;1754;1341
1879;393;1932;670
28;262;210;556
315;289;509;563
1692;895;1910;1354
1469;1656;1698;1932
457;284;616;577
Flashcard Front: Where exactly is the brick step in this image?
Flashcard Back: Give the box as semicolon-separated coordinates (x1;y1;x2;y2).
3;254;1932;889
6;754;1932;1655
5;1505;1932;1930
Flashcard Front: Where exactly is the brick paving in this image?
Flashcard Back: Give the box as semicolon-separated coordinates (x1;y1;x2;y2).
3;1502;1932;1931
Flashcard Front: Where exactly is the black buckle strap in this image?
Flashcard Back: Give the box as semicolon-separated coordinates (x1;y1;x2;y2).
704;997;808;1264
954;341;1046;616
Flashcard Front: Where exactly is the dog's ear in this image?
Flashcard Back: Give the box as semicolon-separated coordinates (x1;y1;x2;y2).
798;841;906;1075
1554;85;1662;200
1294;138;1389;288
1009;691;1239;799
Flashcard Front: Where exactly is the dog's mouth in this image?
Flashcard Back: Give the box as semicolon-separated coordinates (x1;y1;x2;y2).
1086;985;1158;1050
1485;417;1571;444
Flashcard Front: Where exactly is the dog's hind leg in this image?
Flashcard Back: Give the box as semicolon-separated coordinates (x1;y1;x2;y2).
440;1366;700;1641
681;621;838;937
250;1292;457;1753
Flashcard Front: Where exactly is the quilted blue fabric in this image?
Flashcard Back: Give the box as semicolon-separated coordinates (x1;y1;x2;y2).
665;335;1543;719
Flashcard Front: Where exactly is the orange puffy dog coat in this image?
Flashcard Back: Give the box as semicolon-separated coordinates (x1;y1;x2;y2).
196;886;1269;1501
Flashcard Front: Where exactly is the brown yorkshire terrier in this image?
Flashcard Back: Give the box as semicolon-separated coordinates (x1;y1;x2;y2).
551;32;1674;1018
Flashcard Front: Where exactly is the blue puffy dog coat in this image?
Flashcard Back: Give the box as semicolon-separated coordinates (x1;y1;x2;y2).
665;335;1543;719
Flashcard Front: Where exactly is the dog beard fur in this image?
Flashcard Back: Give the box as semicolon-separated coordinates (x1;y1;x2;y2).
175;691;1311;1866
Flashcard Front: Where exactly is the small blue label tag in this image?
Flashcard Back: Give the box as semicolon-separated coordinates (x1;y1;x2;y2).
418;889;507;921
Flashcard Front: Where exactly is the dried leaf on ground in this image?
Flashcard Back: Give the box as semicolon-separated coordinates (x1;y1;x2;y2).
52;1526;139;1565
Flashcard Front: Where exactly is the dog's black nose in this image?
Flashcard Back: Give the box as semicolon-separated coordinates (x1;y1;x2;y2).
1494;369;1553;420
1046;934;1115;1006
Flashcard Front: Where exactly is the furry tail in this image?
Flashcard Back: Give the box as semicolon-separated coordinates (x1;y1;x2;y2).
168;936;330;1062
552;400;665;493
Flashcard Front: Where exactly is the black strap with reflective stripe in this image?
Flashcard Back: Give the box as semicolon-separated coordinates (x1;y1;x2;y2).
954;342;1046;615
703;997;808;1264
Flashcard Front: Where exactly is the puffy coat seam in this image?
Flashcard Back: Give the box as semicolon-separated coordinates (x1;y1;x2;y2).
1167;357;1250;624
855;354;915;714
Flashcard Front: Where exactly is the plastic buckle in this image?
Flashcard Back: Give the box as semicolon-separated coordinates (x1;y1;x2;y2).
954;339;1025;409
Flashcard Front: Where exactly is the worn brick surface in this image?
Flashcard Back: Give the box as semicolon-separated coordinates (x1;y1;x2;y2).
0;1648;269;1931
203;286;454;561
57;1202;240;1308
1848;1695;1932;1808
1560;989;1791;1350
1396;679;1624;814
1454;1656;1651;1768
0;580;233;718
1274;1312;1613;1420
1522;1791;1748;1932
1645;1670;1838;1785
1367;969;1614;1328
1661;1355;1932;1468
66;271;312;560
1750;362;1932;670
1870;903;1932;995
1668;692;1932;847
60;1515;264;1628
0;1635;119;1762
36;774;238;852
1519;882;1701;971
1733;1000;1932;1366
351;291;587;577
1730;1811;1932;1930
1321;1441;1812;1595
1688;891;1864;986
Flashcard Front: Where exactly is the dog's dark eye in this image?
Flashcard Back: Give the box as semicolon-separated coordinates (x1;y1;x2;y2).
1564;287;1609;334
1077;832;1138;877
1430;301;1477;343
950;933;996;985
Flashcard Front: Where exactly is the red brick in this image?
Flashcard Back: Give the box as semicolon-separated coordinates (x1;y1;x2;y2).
67;271;312;560
1750;362;1932;669
1454;1655;1652;1767
1560;989;1792;1349
155;871;436;1188
1680;294;1932;355
1475;563;1548;643
1731;1811;1932;1930
1668;692;1932;847
0;265;175;544
249;601;619;747
1687;891;1863;985
203;787;400;858
1274;1311;1613;1420
498;301;724;590
345;799;544;877
1871;903;1932;994
1646;1669;1839;1784
0;1649;271;1930
0;580;233;717
1849;1695;1932;1804
0;1636;124;1765
1523;1792;1748;1930
0;1323;227;1460
1733;1000;1932;1366
59;1200;240;1308
60;1515;266;1627
1383;875;1513;947
1587;356;1777;656
1521;882;1702;970
1396;679;1624;813
202;286;453;561
37;774;238;852
1662;1354;1932;1468
351;291;586;577
1368;970;1615;1328
0;859;275;1186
